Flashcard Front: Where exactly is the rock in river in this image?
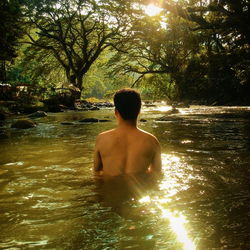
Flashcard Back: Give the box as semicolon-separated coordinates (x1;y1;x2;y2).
89;106;100;111
79;118;111;123
47;105;62;112
98;119;111;122
28;111;47;118
156;116;183;122
165;108;180;114
79;118;99;123
11;119;36;129
61;122;75;125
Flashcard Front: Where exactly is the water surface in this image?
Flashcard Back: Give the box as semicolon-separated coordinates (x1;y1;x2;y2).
0;106;249;249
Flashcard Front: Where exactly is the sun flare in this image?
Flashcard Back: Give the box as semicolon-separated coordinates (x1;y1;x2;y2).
145;4;162;16
139;196;196;250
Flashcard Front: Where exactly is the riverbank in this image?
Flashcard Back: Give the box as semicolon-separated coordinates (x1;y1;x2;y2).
2;95;250;120
0;98;114;118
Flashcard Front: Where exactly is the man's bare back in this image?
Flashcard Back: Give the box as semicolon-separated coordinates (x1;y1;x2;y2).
94;126;161;176
93;88;161;176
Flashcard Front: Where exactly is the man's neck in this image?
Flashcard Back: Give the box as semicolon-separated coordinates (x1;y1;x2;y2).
118;119;137;129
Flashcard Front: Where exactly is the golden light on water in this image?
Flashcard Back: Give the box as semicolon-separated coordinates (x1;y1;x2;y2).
139;196;151;203
181;140;193;144
156;106;172;112
139;195;196;250
155;105;188;114
159;206;196;250
159;154;193;199
138;153;196;249
145;4;162;16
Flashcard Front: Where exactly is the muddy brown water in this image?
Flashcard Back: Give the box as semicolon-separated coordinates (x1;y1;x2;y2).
0;105;249;249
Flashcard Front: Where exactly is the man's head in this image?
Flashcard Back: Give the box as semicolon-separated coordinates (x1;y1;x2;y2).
114;88;141;120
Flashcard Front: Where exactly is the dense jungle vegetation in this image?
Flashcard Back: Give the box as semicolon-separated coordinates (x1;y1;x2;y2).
0;0;249;105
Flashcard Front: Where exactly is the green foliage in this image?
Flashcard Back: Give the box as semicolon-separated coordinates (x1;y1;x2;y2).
83;50;135;99
0;0;25;82
3;0;249;104
139;74;177;101
0;0;23;61
7;66;32;84
19;0;133;99
107;0;249;104
160;0;250;103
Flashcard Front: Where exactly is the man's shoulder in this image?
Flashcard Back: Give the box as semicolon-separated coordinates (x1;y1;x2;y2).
138;128;158;139
138;128;160;145
96;129;116;141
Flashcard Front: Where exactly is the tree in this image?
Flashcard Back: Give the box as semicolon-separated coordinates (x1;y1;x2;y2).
159;0;249;45
110;0;249;104
108;9;201;99
0;0;24;81
22;0;131;99
150;0;250;103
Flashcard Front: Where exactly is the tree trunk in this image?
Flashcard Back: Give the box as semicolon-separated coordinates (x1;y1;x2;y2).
72;90;81;100
0;61;6;82
207;37;214;99
66;73;84;101
76;74;83;92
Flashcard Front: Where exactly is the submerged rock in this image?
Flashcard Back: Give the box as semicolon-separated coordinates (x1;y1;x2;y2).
167;108;180;114
21;105;40;114
79;118;99;123
74;100;113;110
175;102;190;108
11;119;36;129
61;122;75;125
89;106;100;111
28;111;47;118
99;119;111;122
94;102;114;108
156;116;183;122
47;105;62;112
143;101;156;107
79;118;111;123
59;104;71;110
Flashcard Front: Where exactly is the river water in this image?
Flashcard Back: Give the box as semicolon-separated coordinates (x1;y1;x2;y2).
0;105;249;249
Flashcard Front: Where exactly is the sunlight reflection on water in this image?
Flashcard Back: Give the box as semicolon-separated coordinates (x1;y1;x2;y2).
138;153;196;250
0;106;249;248
139;195;196;250
159;153;193;199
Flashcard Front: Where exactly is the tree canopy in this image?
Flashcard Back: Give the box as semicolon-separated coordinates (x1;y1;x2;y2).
0;0;24;81
2;0;249;104
108;0;249;104
20;0;133;98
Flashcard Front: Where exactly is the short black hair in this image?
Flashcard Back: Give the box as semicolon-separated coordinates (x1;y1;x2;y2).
114;88;141;120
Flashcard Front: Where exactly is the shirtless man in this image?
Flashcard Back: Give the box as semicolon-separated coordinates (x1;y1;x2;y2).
93;88;162;176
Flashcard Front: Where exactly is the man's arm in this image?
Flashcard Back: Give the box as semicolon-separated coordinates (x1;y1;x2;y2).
93;135;103;173
149;139;162;173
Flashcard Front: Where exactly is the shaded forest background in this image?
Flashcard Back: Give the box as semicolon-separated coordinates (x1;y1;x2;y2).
0;0;249;105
